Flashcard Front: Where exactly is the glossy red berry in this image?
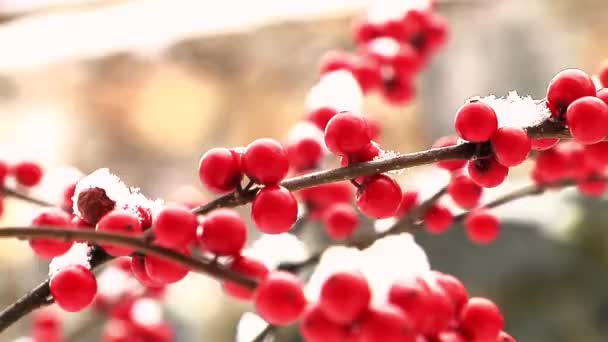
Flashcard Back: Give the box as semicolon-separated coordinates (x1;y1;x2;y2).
491;127;531;166
324;112;372;155
454;101;498;142
252;185;298;234
546;69;596;117
322;204;359;240
382;74;415;105
254;271;307;326
436;332;468;342
433;136;466;171
50;265;97;312
447;175;482;209
468;157;509;188
565;96;608;144
153;206;198;248
598;88;608;105
531;137;560;151
464;211;500;244
61;182;77;213
319;271;371;324
460;297;504;341
223;256;269;301
359;305;416;342
96;210;142;256
356;174;402;218
131;256;164;287
351;55;382;94
13;161;43;187
199;209;246;255
388;278;433;333
397;190;419;216
432;271;469;315
600;63;608;88
243;138;289;185
76;187;116;225
144;248;190;284
29;209;73;259
308;107;338;130
423;204;453;234
198;148;242;194
300;305;349;342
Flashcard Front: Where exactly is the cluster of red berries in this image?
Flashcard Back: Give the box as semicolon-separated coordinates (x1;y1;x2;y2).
249;267;515;342
0;160;44;218
320;3;448;104
24;309;63;342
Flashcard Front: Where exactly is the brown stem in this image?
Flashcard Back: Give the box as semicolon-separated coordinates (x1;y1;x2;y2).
2;187;56;208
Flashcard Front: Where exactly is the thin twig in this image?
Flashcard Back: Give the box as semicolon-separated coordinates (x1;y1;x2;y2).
2;187;56;208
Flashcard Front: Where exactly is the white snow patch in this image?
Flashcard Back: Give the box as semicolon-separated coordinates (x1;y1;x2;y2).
12;337;33;342
48;243;91;277
236;312;269;342
131;298;163;326
374;217;398;233
287;121;325;144
244;233;309;269
305;233;429;302
97;266;140;303
306;70;363;114
478;91;551;128
367;37;401;57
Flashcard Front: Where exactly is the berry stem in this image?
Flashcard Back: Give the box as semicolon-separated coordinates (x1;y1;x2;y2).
2;186;56;208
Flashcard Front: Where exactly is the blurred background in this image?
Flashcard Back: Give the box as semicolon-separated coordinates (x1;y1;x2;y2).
1;0;608;341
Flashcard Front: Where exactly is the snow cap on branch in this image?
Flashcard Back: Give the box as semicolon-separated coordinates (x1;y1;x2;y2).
478;91;551;129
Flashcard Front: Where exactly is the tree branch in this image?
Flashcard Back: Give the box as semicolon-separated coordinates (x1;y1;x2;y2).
2;187;56;208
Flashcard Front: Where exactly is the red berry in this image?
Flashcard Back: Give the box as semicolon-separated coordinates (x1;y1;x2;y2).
324;112;372;155
319;272;371;324
153;206;198;248
460;297;504;341
423;204;453;234
534;147;570;182
308;107;338;130
0;197;3;218
243;138;289;185
131;256;164;288
286;136;324;172
50;265;97;312
531;137;560;151
464;211;500;244
468;157;509;188
252;185;298;234
300;305;349;342
76;187;116;225
96;210;142;256
578;179;607;197
359;305;416;342
29;210;73;259
254;271;306;326
135;206;153;230
144;248;190;284
598;88;608;105
454;101;498;142
62;182;77;213
223;256;269;301
341;142;381;166
199;209;246;255
433;136;467;171
491;127;531;166
546;69;596;117
298;182;354;213
425;12;449;52
351;55;382;94
13;161;43;187
432;271;469;315
388;278;433;333
356;175;402;218
0;160;8;186
566;96;608;144
322;204;359;240
198;148;242;194
447;175;482;209
353;17;380;44
436;332;468;342
397;190;419;216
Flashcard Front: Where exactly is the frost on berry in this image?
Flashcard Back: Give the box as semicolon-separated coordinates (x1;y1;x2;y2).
245;233;309;269
96;265;140;304
479;91;551;128
73;168;162;225
48;243;92;278
131;298;163;327
306;233;429;303
306;70;363;114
